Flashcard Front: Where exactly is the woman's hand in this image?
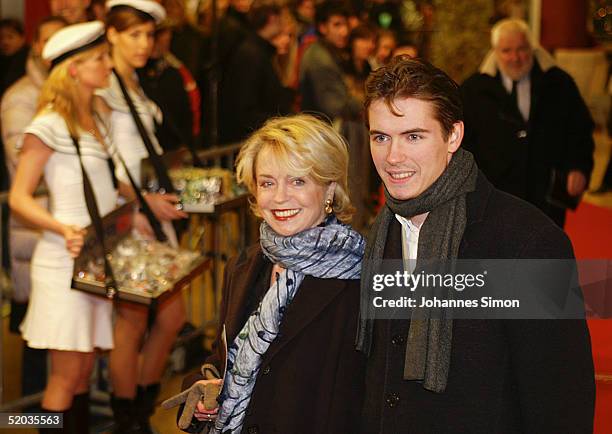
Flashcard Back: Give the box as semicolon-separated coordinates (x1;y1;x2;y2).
144;192;188;221
133;211;154;239
62;224;86;258
194;406;219;422
193;378;222;421
161;378;222;429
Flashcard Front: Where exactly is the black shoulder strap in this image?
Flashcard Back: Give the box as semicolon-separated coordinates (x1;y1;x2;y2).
92;97;167;242
70;135;118;299
112;146;168;242
112;68;175;193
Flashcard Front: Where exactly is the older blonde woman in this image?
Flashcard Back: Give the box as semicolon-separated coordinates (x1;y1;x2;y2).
167;114;366;434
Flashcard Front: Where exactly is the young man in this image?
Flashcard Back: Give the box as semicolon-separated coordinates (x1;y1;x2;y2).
298;1;361;121
358;56;595;433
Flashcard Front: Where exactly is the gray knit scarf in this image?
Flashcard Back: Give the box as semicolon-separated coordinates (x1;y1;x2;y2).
356;148;478;393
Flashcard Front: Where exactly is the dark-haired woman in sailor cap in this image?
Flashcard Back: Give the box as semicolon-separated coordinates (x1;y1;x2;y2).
8;21;130;433
97;1;188;432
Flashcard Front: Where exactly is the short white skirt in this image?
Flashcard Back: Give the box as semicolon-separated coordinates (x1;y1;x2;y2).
20;249;113;352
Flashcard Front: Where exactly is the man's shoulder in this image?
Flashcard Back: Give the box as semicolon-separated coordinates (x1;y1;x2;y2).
302;41;335;67
465;175;573;259
480;186;558;230
233;35;263;59
539;65;579;90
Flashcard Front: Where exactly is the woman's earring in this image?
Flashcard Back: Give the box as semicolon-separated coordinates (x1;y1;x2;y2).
324;199;333;214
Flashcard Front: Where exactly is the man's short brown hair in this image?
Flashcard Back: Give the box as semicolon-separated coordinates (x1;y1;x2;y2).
364;56;463;140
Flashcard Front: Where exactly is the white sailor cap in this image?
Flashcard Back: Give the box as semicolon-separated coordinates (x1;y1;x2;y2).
106;0;167;24
42;21;106;69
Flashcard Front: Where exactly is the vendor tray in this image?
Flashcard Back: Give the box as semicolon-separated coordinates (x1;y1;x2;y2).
71;202;209;305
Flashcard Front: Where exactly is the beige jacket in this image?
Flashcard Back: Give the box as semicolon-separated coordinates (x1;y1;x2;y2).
0;53;47;302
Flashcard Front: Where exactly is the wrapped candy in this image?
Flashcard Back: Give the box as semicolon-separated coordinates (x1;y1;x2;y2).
76;235;200;296
169;167;223;212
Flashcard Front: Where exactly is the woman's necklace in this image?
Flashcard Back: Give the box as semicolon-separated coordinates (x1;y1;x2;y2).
80;116;106;150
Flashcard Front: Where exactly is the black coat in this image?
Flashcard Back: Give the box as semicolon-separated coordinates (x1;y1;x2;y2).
0;44;28;98
139;57;193;152
219;33;294;144
461;61;595;227
361;172;595;434
182;244;366;434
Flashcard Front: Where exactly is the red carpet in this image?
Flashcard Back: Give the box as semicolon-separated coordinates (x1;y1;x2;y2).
566;201;612;259
565;201;612;434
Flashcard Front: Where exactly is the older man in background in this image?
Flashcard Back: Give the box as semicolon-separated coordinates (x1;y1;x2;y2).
461;18;594;228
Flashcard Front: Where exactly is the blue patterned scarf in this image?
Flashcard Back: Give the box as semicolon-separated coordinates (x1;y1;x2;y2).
212;215;364;433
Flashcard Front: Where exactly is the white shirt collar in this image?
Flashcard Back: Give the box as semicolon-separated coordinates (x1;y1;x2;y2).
500;71;529;92
499;72;531;122
394;214;426;232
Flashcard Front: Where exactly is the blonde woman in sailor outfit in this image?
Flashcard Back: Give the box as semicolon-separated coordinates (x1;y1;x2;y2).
97;1;188;432
9;21;120;433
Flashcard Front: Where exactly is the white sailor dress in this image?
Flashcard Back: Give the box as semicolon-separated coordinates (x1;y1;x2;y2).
19;110;118;352
97;72;177;246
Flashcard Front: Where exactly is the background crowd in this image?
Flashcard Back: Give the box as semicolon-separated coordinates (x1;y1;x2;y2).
2;0;609;227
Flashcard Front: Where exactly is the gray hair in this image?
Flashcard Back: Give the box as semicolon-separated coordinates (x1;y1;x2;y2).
491;18;533;48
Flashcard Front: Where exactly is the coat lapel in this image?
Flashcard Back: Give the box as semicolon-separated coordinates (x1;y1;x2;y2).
224;246;267;343
260;276;348;364
460;172;493;254
493;72;525;127
528;60;544;129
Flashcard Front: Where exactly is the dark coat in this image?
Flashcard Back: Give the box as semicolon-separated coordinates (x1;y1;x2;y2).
139;57;193;152
217;7;251;73
0;44;29;98
299;40;362;121
361;172;595;434
170;24;206;80
219;33;294;144
461;60;595;227
183;244;366;434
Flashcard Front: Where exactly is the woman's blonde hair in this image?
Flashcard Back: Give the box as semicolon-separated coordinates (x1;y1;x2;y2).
236;114;355;223
37;43;109;137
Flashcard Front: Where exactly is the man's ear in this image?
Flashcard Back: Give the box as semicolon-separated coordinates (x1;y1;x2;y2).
447;121;464;154
318;22;327;37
